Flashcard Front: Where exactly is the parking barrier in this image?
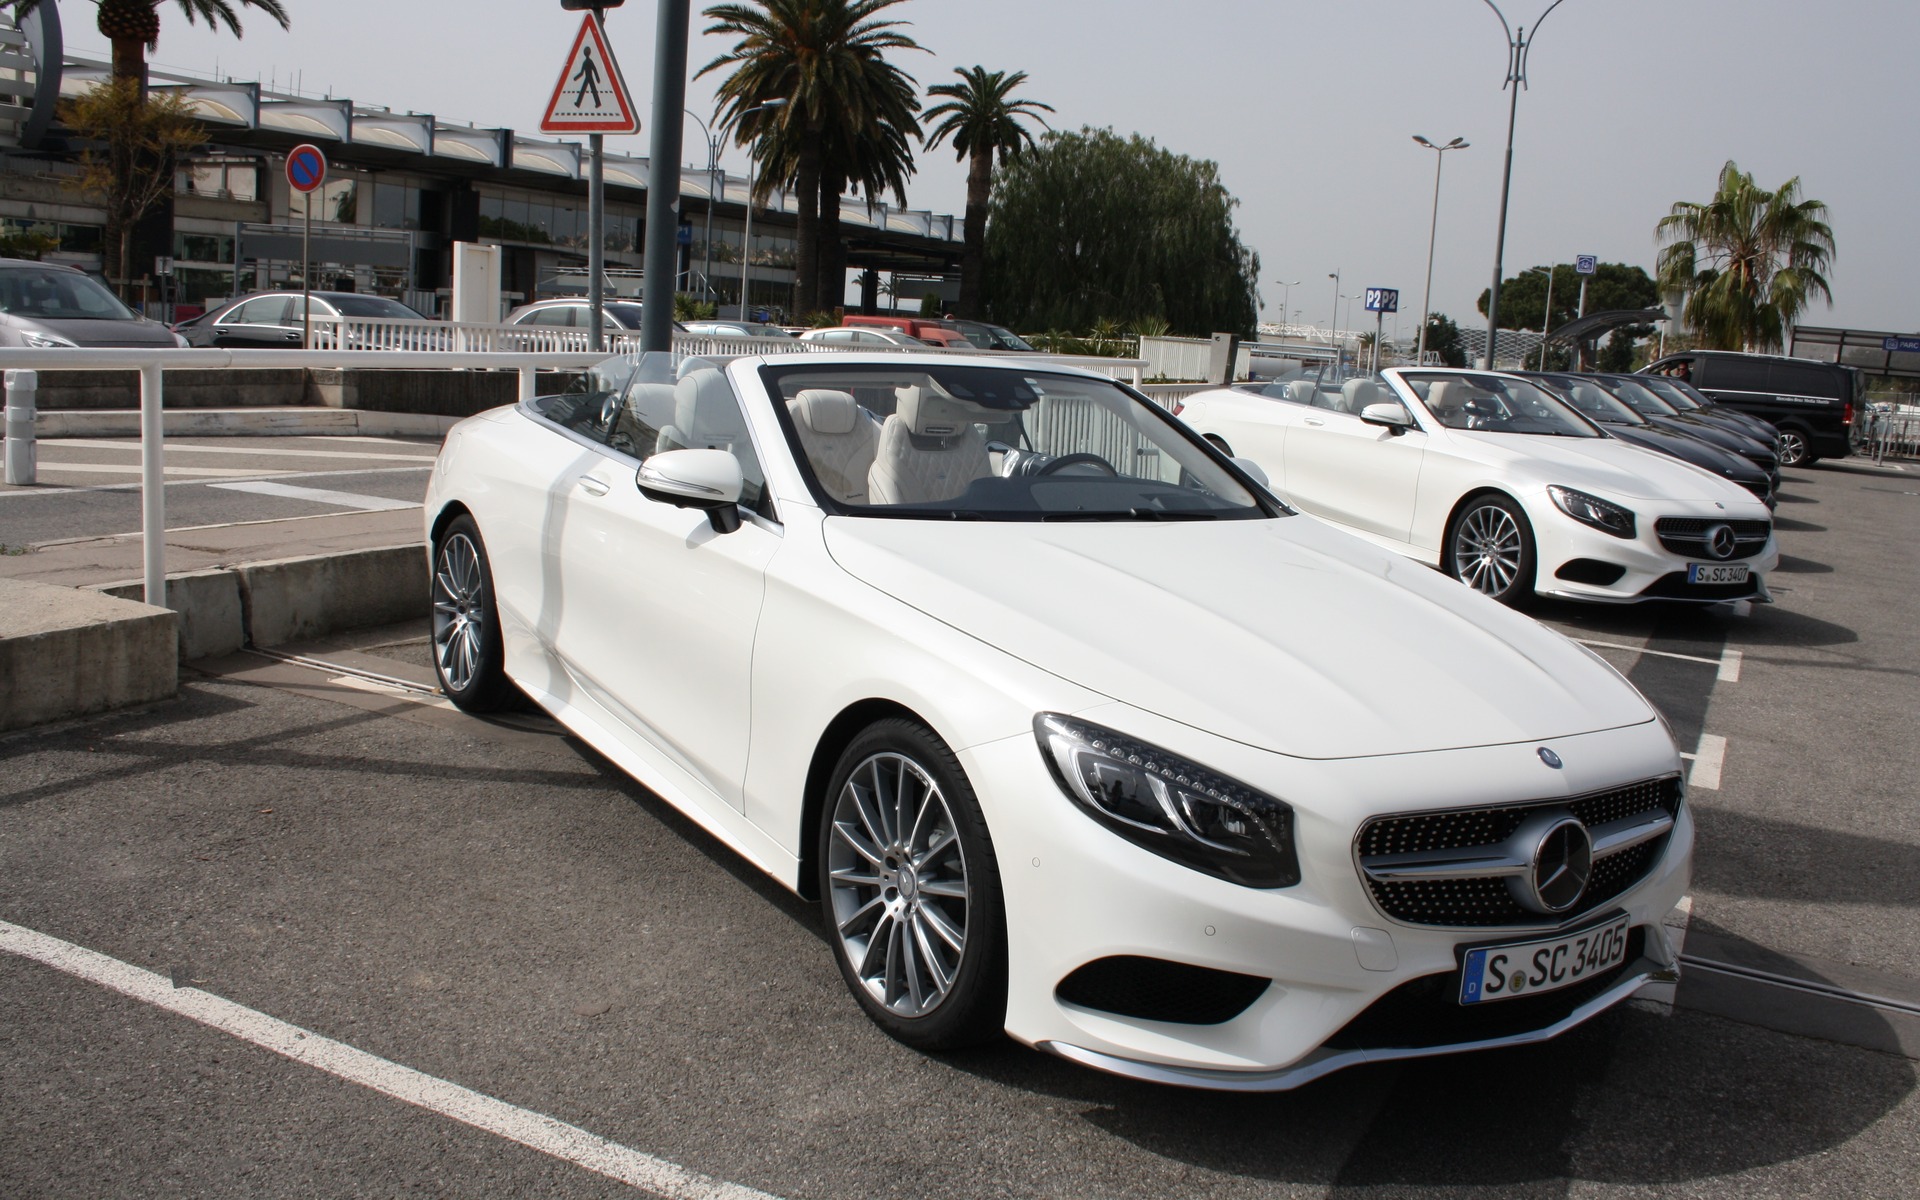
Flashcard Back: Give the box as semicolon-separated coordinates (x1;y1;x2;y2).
1860;404;1920;464
4;368;33;485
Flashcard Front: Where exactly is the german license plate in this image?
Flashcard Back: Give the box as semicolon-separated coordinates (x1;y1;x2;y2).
1687;562;1750;585
1458;914;1632;1005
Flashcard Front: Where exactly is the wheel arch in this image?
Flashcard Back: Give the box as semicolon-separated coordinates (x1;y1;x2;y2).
429;501;473;549
796;697;939;902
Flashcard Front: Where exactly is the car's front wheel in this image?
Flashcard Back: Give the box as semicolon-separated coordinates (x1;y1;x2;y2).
431;515;517;712
1445;493;1536;606
819;719;1006;1050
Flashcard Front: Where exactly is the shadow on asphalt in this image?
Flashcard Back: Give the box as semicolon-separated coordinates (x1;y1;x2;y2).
1771;515;1829;532
1692;807;1920;908
1774;554;1836;574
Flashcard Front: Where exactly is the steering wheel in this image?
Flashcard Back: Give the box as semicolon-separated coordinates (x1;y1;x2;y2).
1035;452;1119;477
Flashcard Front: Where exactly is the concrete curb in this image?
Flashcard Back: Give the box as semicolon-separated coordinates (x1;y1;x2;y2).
36;407;462;439
90;543;429;662
0;578;178;732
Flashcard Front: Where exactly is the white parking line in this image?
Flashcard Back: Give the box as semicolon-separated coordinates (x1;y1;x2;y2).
30;462;294;478
1688;734;1727;791
0;920;781;1200
209;480;421;512
54;439;439;463
0;464;434;500
1717;648;1743;682
1573;638;1723;668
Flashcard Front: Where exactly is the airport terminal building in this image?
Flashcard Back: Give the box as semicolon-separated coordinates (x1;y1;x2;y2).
0;10;964;319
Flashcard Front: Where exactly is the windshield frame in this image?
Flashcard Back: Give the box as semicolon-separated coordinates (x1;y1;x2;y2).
1392;370;1606;438
1592;375;1681;418
758;360;1287;523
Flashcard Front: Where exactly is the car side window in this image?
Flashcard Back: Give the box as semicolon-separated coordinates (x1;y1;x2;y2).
229;296;290;325
528;362;632;445
649;368;771;519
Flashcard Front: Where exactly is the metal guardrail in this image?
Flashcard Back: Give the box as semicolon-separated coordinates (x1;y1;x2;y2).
1858;404;1920;464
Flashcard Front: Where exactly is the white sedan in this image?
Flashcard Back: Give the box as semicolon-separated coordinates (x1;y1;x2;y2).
423;352;1691;1089
1176;367;1778;605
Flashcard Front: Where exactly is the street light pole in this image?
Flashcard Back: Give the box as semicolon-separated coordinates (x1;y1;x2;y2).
1413;135;1468;364
1327;270;1340;342
1539;264;1556;369
1274;279;1299;334
1480;0;1572;368
685;108;720;305
732;98;787;321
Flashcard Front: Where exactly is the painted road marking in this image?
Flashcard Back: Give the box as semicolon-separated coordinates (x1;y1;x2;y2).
1634;894;1693;1013
0;464;434;500
1575;638;1724;668
54;439;439;463
1717;648;1743;682
30;462;295;479
0;920;783;1200
1688;734;1727;790
209;480;421;512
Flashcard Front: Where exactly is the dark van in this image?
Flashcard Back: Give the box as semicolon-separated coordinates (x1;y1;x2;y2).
1642;351;1855;465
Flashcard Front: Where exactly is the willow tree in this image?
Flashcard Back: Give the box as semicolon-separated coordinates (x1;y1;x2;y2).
984;127;1259;336
923;66;1052;319
1657;160;1835;352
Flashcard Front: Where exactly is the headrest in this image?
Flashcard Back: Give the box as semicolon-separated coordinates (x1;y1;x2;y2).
791;388;859;435
896;385;977;439
1286;380;1318;406
1343;379;1384;410
1427;381;1463;411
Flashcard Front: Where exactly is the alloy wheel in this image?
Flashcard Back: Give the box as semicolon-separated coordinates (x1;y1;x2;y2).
1454;504;1525;596
432;533;487;693
827;752;971;1019
1777;430;1809;466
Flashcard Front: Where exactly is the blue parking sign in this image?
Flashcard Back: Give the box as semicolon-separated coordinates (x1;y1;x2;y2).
1364;287;1399;313
1576;255;1598;275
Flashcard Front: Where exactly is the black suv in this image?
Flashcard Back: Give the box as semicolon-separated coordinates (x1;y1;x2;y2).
1642;351;1856;466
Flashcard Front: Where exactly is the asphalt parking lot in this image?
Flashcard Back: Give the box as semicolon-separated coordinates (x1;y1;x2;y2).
3;456;1917;1198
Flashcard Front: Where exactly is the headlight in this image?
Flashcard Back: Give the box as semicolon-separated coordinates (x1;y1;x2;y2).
22;331;77;348
1034;714;1300;888
1548;485;1636;539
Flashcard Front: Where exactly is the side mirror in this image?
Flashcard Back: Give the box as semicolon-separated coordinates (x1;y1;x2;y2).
637;448;744;534
1360;401;1415;435
1231;456;1270;489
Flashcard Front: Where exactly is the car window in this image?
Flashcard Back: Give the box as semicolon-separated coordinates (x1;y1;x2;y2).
1600;376;1678;417
605;303;646;329
329;295;423;319
229;296;292;325
528;361;632;444
522;307;572;327
761;361;1272;520
1401;373;1601;437
816;330;852;344
1547;377;1638;424
1770;361;1841;399
1708;357;1768;392
0;266;139;322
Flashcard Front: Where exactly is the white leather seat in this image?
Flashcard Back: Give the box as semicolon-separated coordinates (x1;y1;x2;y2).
788;388;879;504
1342;378;1384;414
1426;380;1466;425
658;368;748;454
867;385;990;505
1285;380;1318;406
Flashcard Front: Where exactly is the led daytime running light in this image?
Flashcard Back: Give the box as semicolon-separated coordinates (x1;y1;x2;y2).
1548;485;1636;539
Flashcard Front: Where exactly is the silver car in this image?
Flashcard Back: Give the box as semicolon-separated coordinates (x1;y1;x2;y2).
0;259;181;348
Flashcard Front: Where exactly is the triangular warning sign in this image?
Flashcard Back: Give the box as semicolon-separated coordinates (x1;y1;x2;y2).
540;15;640;134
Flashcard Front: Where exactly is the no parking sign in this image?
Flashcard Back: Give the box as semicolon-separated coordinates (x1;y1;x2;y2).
286;143;328;194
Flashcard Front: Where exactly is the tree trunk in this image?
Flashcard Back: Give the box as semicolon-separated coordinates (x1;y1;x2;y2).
792;134;822;318
111;37;149;94
817;173;845;314
956;147;992;319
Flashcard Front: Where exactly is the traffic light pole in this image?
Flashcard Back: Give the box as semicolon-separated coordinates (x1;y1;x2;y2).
640;0;690;353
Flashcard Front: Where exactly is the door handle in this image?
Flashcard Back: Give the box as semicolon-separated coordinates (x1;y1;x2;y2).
1304;417;1326;427
576;475;610;496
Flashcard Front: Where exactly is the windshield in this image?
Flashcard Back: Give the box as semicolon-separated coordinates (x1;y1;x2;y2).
1638;376;1704;410
1237;362;1377;408
1535;375;1643;425
1400;372;1602;437
0;267;138;322
328;295;423;318
761;362;1274;521
1596;376;1679;417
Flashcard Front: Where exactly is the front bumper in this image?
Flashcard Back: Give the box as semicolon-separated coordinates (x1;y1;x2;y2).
1532;515;1779;605
963;710;1691;1086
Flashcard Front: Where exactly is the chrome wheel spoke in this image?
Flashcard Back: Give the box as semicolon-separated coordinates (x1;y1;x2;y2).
913;828;957;870
918;901;966;951
832;819;885;867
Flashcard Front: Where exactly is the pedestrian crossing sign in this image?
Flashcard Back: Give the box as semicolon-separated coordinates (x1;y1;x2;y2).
540;14;640;134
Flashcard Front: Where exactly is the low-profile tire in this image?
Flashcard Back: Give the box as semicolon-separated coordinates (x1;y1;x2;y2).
430;515;517;712
1776;426;1816;467
1444;493;1536;606
818;718;1007;1051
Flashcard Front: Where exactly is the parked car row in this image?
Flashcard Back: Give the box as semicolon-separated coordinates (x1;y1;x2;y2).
423;347;1694;1092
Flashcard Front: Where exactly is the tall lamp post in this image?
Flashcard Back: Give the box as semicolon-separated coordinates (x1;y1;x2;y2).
1479;0;1573;366
1327;270;1340;342
1413;135;1468;363
685;108;721;304
1274;279;1299;333
731;98;787;320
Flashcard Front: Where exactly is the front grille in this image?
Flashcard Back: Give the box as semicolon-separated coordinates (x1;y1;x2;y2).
1324;927;1647;1050
1356;777;1682;928
1056;956;1270;1025
1654;517;1772;559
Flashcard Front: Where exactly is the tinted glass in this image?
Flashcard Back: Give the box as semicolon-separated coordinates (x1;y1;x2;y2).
605;303;646;329
328;295;424;318
761;362;1270;520
1540;376;1641;424
230;296;292;325
1705;357;1768;391
0;267;138;321
1598;376;1679;417
1770;361;1844;399
1400;372;1601;437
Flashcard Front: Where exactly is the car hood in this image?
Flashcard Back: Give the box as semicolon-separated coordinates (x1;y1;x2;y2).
21;317;179;347
1454;431;1751;504
823;515;1654;760
1606;424;1759;479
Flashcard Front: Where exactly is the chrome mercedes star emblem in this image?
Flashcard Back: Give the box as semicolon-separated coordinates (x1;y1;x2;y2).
1707;523;1738;560
1527;817;1594;913
1537;747;1563;769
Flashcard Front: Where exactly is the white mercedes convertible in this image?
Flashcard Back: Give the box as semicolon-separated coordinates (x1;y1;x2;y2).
423;352;1691;1089
1176;367;1777;606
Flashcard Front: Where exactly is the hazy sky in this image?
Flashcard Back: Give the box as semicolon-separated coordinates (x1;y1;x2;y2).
73;0;1920;333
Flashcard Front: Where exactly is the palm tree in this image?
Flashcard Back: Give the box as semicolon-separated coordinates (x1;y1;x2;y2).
1657;160;1835;352
923;66;1052;319
700;0;924;313
7;1;290;93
